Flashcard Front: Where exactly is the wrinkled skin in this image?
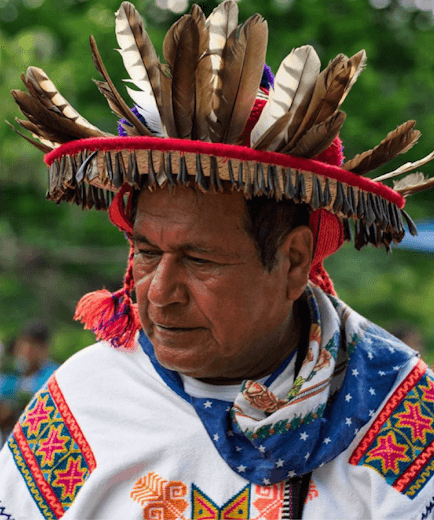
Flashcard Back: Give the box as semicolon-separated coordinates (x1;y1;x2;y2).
132;186;312;384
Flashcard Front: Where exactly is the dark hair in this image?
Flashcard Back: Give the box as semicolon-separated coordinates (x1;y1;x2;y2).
20;321;50;346
244;197;310;271
130;187;310;271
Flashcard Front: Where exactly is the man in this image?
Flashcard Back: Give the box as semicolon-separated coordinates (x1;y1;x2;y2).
1;1;434;518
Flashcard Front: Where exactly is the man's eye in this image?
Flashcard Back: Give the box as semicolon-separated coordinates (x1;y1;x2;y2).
188;256;210;265
139;249;160;258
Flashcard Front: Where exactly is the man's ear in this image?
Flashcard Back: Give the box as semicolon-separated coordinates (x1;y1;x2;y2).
280;225;313;301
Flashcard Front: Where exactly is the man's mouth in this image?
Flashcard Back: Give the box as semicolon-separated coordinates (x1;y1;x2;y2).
155;324;202;332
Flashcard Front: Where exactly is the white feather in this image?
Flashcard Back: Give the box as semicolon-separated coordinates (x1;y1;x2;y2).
374;150;434;182
126;86;163;137
250;45;320;148
115;3;163;136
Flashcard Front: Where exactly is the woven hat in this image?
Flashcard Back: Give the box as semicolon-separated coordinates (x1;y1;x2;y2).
9;1;434;349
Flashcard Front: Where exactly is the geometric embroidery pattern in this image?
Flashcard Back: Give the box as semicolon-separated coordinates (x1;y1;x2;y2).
8;374;96;519
191;484;250;519
130;472;188;520
252;482;284;520
349;360;434;499
130;472;251;520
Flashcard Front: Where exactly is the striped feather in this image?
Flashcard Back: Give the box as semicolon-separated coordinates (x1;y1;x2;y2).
210;13;268;144
115;1;164;136
342;120;420;175
251;45;320;150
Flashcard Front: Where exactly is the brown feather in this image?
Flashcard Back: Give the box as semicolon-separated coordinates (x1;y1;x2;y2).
191;4;213;141
11;67;108;148
5;120;53;153
288;54;346;144
25;67;105;131
158;67;177;138
338;50;366;106
283;110;346;157
206;0;239;89
342;121;420;175
373;150;434;182
163;15;198;139
314;50;366;123
11;89;104;142
14;117;69;146
89;35;152;136
211;14;268;144
393;173;434;196
289;51;365;148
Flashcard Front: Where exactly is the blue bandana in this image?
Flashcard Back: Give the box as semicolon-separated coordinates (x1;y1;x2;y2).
139;285;416;486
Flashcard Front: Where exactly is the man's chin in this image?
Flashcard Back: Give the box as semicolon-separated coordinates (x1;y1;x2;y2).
152;342;213;378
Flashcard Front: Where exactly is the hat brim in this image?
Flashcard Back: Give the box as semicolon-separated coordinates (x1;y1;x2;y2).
44;136;407;250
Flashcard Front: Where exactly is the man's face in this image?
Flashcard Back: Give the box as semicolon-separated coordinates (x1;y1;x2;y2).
132;186;295;382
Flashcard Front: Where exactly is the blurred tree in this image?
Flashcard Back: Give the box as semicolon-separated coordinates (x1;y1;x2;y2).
1;0;433;363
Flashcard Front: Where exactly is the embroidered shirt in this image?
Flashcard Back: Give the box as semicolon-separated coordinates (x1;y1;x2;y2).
0;285;433;519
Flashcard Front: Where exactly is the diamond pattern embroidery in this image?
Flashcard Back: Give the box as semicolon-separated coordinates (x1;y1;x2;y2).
8;374;96;519
350;361;434;498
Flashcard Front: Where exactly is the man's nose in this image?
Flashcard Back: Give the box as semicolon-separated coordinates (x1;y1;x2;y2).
147;254;189;307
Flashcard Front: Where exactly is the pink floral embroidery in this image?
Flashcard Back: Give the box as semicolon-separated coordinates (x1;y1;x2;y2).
313;349;331;372
242;381;286;413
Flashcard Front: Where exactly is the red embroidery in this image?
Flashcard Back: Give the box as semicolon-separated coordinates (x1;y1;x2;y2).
13;422;65;518
11;374;96;518
37;425;69;466
395;402;434;444
304;481;319;503
252;482;284;520
48;377;96;472
420;378;434;403
52;459;87;500
349;359;427;465
365;432;409;474
22;395;54;437
393;439;434;493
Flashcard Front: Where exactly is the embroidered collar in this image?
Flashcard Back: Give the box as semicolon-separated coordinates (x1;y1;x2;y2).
139;285;416;486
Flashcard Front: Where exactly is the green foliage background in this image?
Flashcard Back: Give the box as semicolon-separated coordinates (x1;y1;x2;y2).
1;0;433;363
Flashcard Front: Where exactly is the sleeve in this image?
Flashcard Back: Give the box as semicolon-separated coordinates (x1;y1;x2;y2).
0;371;97;520
347;359;434;520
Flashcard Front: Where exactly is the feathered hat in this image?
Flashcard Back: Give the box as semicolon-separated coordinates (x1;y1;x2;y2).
9;1;434;349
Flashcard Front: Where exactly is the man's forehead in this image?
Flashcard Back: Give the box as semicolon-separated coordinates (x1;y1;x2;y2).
133;187;252;256
135;186;247;226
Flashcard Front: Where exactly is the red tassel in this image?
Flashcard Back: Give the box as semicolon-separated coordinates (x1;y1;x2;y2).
74;289;141;350
74;289;117;331
74;242;141;349
104;301;141;350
